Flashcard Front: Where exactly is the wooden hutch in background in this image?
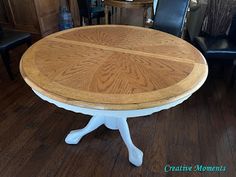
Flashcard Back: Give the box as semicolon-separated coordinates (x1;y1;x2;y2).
0;0;80;37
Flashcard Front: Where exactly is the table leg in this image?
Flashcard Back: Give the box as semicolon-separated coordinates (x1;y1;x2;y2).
120;8;122;24
115;7;118;24
65;116;143;166
105;5;109;24
143;6;148;27
65;116;104;144
116;118;143;166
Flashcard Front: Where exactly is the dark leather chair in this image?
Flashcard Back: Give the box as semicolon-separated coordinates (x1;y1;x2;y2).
152;0;190;37
77;0;111;25
0;26;31;79
195;14;236;85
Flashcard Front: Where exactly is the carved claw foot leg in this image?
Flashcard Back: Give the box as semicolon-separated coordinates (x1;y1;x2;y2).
65;116;104;144
117;118;143;167
65;116;143;166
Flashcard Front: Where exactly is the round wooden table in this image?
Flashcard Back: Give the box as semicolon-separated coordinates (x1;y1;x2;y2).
20;25;208;167
104;0;153;25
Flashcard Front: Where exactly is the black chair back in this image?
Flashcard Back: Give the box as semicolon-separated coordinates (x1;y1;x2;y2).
229;13;236;43
153;0;190;37
77;0;92;17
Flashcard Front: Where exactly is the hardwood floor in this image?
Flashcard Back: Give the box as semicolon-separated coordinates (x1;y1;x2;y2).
0;46;236;177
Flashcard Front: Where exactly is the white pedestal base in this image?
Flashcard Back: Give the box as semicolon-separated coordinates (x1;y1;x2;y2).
65;116;143;167
32;90;191;167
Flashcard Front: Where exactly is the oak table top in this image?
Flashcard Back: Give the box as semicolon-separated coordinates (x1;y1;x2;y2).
20;25;208;110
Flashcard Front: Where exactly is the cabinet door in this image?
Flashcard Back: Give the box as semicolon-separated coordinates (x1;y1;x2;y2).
0;0;12;26
34;0;60;36
7;0;40;33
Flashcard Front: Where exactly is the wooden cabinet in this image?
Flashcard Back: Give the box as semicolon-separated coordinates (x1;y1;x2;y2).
8;0;39;33
0;0;60;36
0;0;12;26
34;0;60;36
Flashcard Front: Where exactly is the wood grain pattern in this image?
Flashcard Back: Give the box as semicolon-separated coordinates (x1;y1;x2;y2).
7;0;39;33
0;0;59;36
68;0;80;27
0;0;12;26
104;0;152;8
20;25;208;110
34;0;60;36
104;0;153;25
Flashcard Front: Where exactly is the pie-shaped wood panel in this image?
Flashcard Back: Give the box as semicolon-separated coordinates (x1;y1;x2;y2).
20;25;208;110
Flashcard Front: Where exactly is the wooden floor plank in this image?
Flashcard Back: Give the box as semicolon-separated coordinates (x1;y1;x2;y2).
15;110;76;177
0;48;235;177
0;109;58;177
0;101;55;171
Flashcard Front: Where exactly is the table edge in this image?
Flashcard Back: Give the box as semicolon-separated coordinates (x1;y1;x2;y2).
19;25;209;110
